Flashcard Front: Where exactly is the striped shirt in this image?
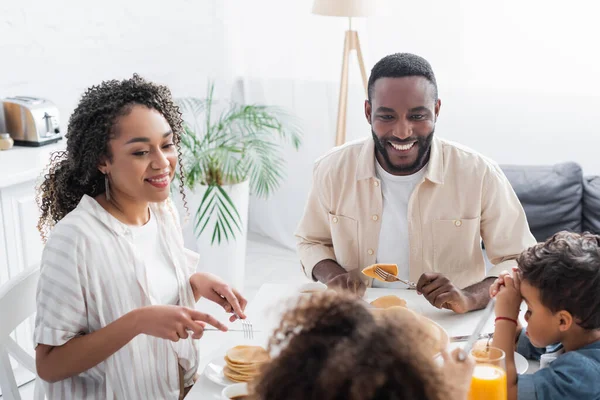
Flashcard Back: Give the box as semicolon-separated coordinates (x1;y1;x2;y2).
35;195;200;399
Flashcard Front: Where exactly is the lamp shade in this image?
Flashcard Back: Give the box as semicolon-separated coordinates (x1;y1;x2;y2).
312;0;373;17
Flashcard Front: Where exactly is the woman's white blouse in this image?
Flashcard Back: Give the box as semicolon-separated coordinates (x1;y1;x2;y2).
35;195;200;399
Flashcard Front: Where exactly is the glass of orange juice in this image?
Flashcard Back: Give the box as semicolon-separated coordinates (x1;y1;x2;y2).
468;346;507;400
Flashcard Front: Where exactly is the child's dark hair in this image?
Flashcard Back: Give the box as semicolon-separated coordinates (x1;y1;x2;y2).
518;231;600;329
250;291;448;400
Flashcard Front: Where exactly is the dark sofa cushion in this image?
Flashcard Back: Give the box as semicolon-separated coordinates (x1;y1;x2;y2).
501;162;583;242
583;176;600;234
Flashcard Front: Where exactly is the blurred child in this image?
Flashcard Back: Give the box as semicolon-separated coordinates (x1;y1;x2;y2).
491;231;600;400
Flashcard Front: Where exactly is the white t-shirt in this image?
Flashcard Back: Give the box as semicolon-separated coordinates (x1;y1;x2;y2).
130;208;180;305
373;160;427;288
35;196;200;398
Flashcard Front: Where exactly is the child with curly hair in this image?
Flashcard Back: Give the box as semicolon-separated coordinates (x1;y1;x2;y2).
250;290;475;400
491;231;600;400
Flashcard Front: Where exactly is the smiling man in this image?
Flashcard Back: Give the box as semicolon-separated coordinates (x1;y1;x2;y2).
295;53;537;313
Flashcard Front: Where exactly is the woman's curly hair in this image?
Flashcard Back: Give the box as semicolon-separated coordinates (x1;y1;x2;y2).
36;74;188;241
250;291;448;400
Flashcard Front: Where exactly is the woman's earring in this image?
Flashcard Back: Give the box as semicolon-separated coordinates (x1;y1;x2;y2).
105;173;111;201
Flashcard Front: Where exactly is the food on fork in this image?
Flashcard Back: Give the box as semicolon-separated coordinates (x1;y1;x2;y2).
224;345;270;383
361;263;399;281
370;295;407;309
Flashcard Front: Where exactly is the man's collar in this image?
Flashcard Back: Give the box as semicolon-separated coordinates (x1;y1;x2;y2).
355;137;444;184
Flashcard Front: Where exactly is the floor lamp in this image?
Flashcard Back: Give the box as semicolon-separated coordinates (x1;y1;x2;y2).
312;0;372;146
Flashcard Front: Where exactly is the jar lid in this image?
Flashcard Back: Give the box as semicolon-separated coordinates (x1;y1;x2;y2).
0;133;10;139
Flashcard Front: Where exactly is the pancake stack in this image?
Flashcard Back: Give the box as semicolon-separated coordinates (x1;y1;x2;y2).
223;345;270;383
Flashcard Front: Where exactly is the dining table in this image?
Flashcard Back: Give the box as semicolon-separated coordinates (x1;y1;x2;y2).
186;282;539;399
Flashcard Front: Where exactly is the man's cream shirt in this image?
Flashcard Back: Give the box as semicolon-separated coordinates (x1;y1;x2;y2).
295;136;537;289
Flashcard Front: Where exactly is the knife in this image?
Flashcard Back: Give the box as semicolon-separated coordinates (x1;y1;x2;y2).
450;332;493;342
458;298;496;361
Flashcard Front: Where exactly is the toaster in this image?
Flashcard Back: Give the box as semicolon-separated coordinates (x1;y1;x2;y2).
2;96;62;147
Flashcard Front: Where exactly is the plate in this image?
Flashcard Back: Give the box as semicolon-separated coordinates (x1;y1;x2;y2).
515;352;528;375
203;356;236;387
371;305;449;358
297;282;328;294
365;296;423;314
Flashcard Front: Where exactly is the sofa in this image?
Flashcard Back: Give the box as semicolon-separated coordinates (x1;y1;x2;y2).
501;162;600;242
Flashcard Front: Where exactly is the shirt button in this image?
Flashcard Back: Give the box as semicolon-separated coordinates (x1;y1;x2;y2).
332;217;339;223
372;214;379;221
367;248;374;255
374;181;380;187
454;220;462;227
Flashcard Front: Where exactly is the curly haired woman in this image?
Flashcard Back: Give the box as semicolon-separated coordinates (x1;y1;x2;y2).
34;74;247;399
251;291;475;400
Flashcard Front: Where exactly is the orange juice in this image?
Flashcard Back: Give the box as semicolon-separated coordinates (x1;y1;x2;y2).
468;364;507;400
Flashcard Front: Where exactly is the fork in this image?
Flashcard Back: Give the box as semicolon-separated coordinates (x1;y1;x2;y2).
374;266;417;289
234;313;254;340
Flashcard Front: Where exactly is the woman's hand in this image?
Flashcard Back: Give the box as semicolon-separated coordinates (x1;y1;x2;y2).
190;272;248;322
135;305;228;341
440;348;476;400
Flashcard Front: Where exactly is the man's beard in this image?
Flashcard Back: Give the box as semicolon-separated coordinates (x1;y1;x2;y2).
372;129;434;175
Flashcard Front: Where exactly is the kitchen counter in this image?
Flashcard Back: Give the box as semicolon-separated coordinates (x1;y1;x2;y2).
0;141;66;188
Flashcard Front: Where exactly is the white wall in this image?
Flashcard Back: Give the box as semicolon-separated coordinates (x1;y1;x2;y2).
225;0;600;248
2;0;599;251
225;0;600;175
0;0;233;134
367;0;600;175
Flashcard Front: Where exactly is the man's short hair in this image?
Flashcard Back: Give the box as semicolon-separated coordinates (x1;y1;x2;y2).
367;53;438;102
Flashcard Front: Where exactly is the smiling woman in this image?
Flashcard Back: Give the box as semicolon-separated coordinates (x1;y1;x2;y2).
37;74;188;237
96;106;178;216
33;74;248;399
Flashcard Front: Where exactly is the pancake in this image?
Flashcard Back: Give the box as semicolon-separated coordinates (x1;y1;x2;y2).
370;295;407;309
361;263;399;281
226;346;270;364
223;366;254;382
224;345;270;383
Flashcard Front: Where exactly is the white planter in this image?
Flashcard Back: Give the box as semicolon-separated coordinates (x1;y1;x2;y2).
181;181;249;291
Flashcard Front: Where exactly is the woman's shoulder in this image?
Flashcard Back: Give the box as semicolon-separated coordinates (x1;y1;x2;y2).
46;197;107;245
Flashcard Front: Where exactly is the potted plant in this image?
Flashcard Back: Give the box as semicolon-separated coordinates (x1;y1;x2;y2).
175;84;302;289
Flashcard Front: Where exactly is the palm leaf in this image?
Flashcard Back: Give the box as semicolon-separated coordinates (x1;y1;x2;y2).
175;82;303;242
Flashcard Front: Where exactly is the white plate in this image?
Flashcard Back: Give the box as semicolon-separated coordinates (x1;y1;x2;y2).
297;282;328;294
515;352;528;375
365;296;424;314
222;383;249;399
203;356;236;387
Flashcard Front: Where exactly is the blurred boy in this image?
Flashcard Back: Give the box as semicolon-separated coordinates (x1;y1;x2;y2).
491;231;600;400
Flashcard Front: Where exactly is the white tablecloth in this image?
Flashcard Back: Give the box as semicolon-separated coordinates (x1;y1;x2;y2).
187;283;538;399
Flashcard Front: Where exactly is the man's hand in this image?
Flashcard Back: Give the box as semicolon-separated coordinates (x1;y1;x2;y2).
326;272;367;297
313;260;366;297
416;273;472;314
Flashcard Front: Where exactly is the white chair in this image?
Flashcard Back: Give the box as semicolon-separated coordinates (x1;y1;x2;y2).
0;265;44;400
